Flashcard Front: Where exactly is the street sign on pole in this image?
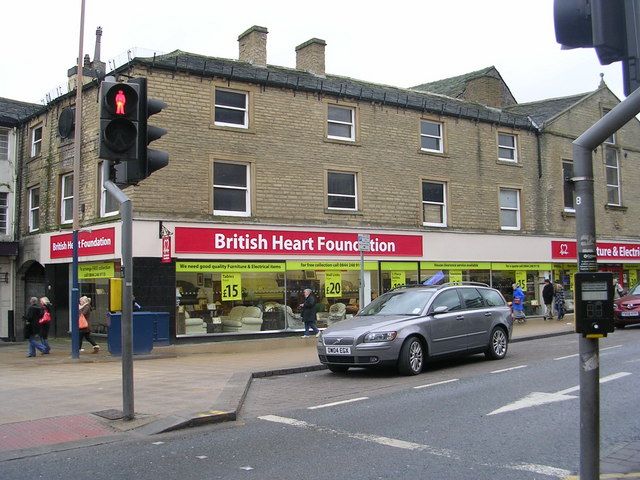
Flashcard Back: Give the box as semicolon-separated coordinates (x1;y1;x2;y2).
357;233;371;252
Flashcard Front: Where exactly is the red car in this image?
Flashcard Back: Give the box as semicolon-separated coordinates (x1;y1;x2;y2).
614;284;640;329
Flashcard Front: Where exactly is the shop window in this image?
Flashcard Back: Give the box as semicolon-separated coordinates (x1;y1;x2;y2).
422;181;447;227
327;171;357;211
213;162;250;217
214;88;248;128
60;173;74;224
420;120;443;153
28;186;40;232
499;188;520;230
327;105;355;141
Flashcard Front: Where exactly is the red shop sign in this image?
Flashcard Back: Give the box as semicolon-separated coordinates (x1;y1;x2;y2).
175;227;423;257
161;235;172;263
552;240;640;261
50;227;116;259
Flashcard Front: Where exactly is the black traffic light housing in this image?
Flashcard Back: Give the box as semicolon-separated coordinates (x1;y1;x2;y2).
554;0;640;95
574;272;615;337
108;77;169;185
99;81;140;161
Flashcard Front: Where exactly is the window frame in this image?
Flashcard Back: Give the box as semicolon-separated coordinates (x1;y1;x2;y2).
603;108;616;145
605;146;621;206
0;129;8;161
60;173;74;224
420;120;444;153
31;125;43;158
98;162;118;218
28;186;40;232
499;187;521;231
327;170;358;211
214;87;249;129
422;180;447;227
327;104;356;142
212;161;251;217
497;132;518;163
562;159;575;212
0;192;8;235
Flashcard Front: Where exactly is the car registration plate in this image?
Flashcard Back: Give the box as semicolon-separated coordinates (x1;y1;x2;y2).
621;311;639;317
326;346;351;355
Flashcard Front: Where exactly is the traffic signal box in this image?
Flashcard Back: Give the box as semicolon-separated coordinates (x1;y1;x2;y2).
99;78;169;185
574;272;615;337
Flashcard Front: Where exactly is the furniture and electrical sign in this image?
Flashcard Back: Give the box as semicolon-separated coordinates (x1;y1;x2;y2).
50;227;115;259
174;227;423;257
176;261;285;272
552;240;640;260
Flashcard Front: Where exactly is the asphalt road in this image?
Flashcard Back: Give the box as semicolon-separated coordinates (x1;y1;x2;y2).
2;328;639;480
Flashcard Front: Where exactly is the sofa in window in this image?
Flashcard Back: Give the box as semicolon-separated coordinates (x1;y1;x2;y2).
221;306;263;332
184;311;207;335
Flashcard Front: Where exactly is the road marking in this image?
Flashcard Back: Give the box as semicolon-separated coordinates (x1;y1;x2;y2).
601;344;622;352
554;353;579;360
564;474;640;479
413;379;459;389
489;372;632;415
507;463;572;478
491;365;527;374
308;397;369;410
258;415;458;458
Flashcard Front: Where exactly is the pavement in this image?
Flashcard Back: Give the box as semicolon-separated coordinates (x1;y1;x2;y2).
1;314;638;479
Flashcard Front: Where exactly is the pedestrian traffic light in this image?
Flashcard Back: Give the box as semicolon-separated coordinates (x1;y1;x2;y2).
99;80;140;161
554;0;640;95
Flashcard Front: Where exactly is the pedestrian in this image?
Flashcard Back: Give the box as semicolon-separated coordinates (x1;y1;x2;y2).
299;288;319;337
542;278;555;320
612;278;625;299
24;297;47;357
39;296;53;354
554;283;566;321
79;296;100;353
511;283;526;323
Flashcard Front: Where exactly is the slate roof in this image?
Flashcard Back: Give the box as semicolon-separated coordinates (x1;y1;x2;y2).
126;51;536;131
0;97;43;127
410;66;505;98
504;92;591;128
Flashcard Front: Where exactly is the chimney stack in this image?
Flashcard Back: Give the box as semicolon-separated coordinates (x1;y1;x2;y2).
295;38;326;77
238;26;268;67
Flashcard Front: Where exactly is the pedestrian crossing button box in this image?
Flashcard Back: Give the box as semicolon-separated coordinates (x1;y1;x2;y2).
574;272;614;337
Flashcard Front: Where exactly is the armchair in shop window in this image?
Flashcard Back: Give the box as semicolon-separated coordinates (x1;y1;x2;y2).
327;302;346;326
184;311;207;335
284;306;304;330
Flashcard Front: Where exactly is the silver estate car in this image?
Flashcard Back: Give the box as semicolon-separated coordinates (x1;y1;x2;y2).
317;283;513;375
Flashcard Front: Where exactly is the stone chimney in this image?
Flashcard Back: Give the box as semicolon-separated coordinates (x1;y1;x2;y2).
238;25;268;67
295;38;326;77
91;26;106;76
67;26;106;91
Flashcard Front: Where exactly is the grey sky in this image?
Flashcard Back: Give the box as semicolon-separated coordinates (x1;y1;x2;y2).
2;0;626;105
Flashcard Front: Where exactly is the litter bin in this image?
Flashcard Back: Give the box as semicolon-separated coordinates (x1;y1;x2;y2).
108;312;155;355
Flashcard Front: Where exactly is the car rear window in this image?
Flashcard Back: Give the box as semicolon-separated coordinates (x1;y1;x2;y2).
360;289;434;316
479;288;506;306
460;288;484;309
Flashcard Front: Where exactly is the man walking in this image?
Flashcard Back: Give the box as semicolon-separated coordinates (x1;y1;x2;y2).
299;288;319;337
542;278;555;320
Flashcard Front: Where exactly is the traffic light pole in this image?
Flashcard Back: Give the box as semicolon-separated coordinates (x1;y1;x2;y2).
102;161;135;420
573;85;640;480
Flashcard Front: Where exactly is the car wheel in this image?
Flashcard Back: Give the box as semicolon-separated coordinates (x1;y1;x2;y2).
485;327;508;360
398;336;424;376
327;365;349;374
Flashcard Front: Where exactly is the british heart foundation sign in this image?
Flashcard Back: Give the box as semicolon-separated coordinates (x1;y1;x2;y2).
50;227;115;259
552;240;640;261
175;227;423;257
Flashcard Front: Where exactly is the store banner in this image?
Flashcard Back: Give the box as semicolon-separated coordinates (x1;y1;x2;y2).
176;261;285;272
161;235;172;263
552;240;640;261
174;227;423;257
50;227;115;259
78;262;115;279
286;260;378;271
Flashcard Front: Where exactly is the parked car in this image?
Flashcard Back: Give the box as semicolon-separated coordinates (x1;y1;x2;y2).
614;283;640;329
317;283;513;375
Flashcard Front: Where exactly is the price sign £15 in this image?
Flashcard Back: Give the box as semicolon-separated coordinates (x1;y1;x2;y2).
221;272;242;301
325;271;342;298
390;271;405;289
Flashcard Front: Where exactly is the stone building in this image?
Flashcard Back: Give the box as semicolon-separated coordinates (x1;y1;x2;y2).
3;26;640;343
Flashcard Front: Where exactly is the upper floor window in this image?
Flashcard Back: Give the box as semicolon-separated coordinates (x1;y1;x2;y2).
499;188;521;230
31;125;43;157
605;146;621;206
213;162;250;217
498;133;517;162
60;173;74;224
214;88;248;128
0;192;7;235
28;186;40;232
327;171;357;210
562;159;575;212
603;108;616;144
327;105;355;141
0;129;8;161
99;162;118;217
420;120;443;153
422;181;447;227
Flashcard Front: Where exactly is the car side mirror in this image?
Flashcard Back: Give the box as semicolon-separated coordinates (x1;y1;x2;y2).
432;306;449;315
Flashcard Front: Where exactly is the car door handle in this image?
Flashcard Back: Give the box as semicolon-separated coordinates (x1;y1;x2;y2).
456;315;465;320
484;312;492;316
